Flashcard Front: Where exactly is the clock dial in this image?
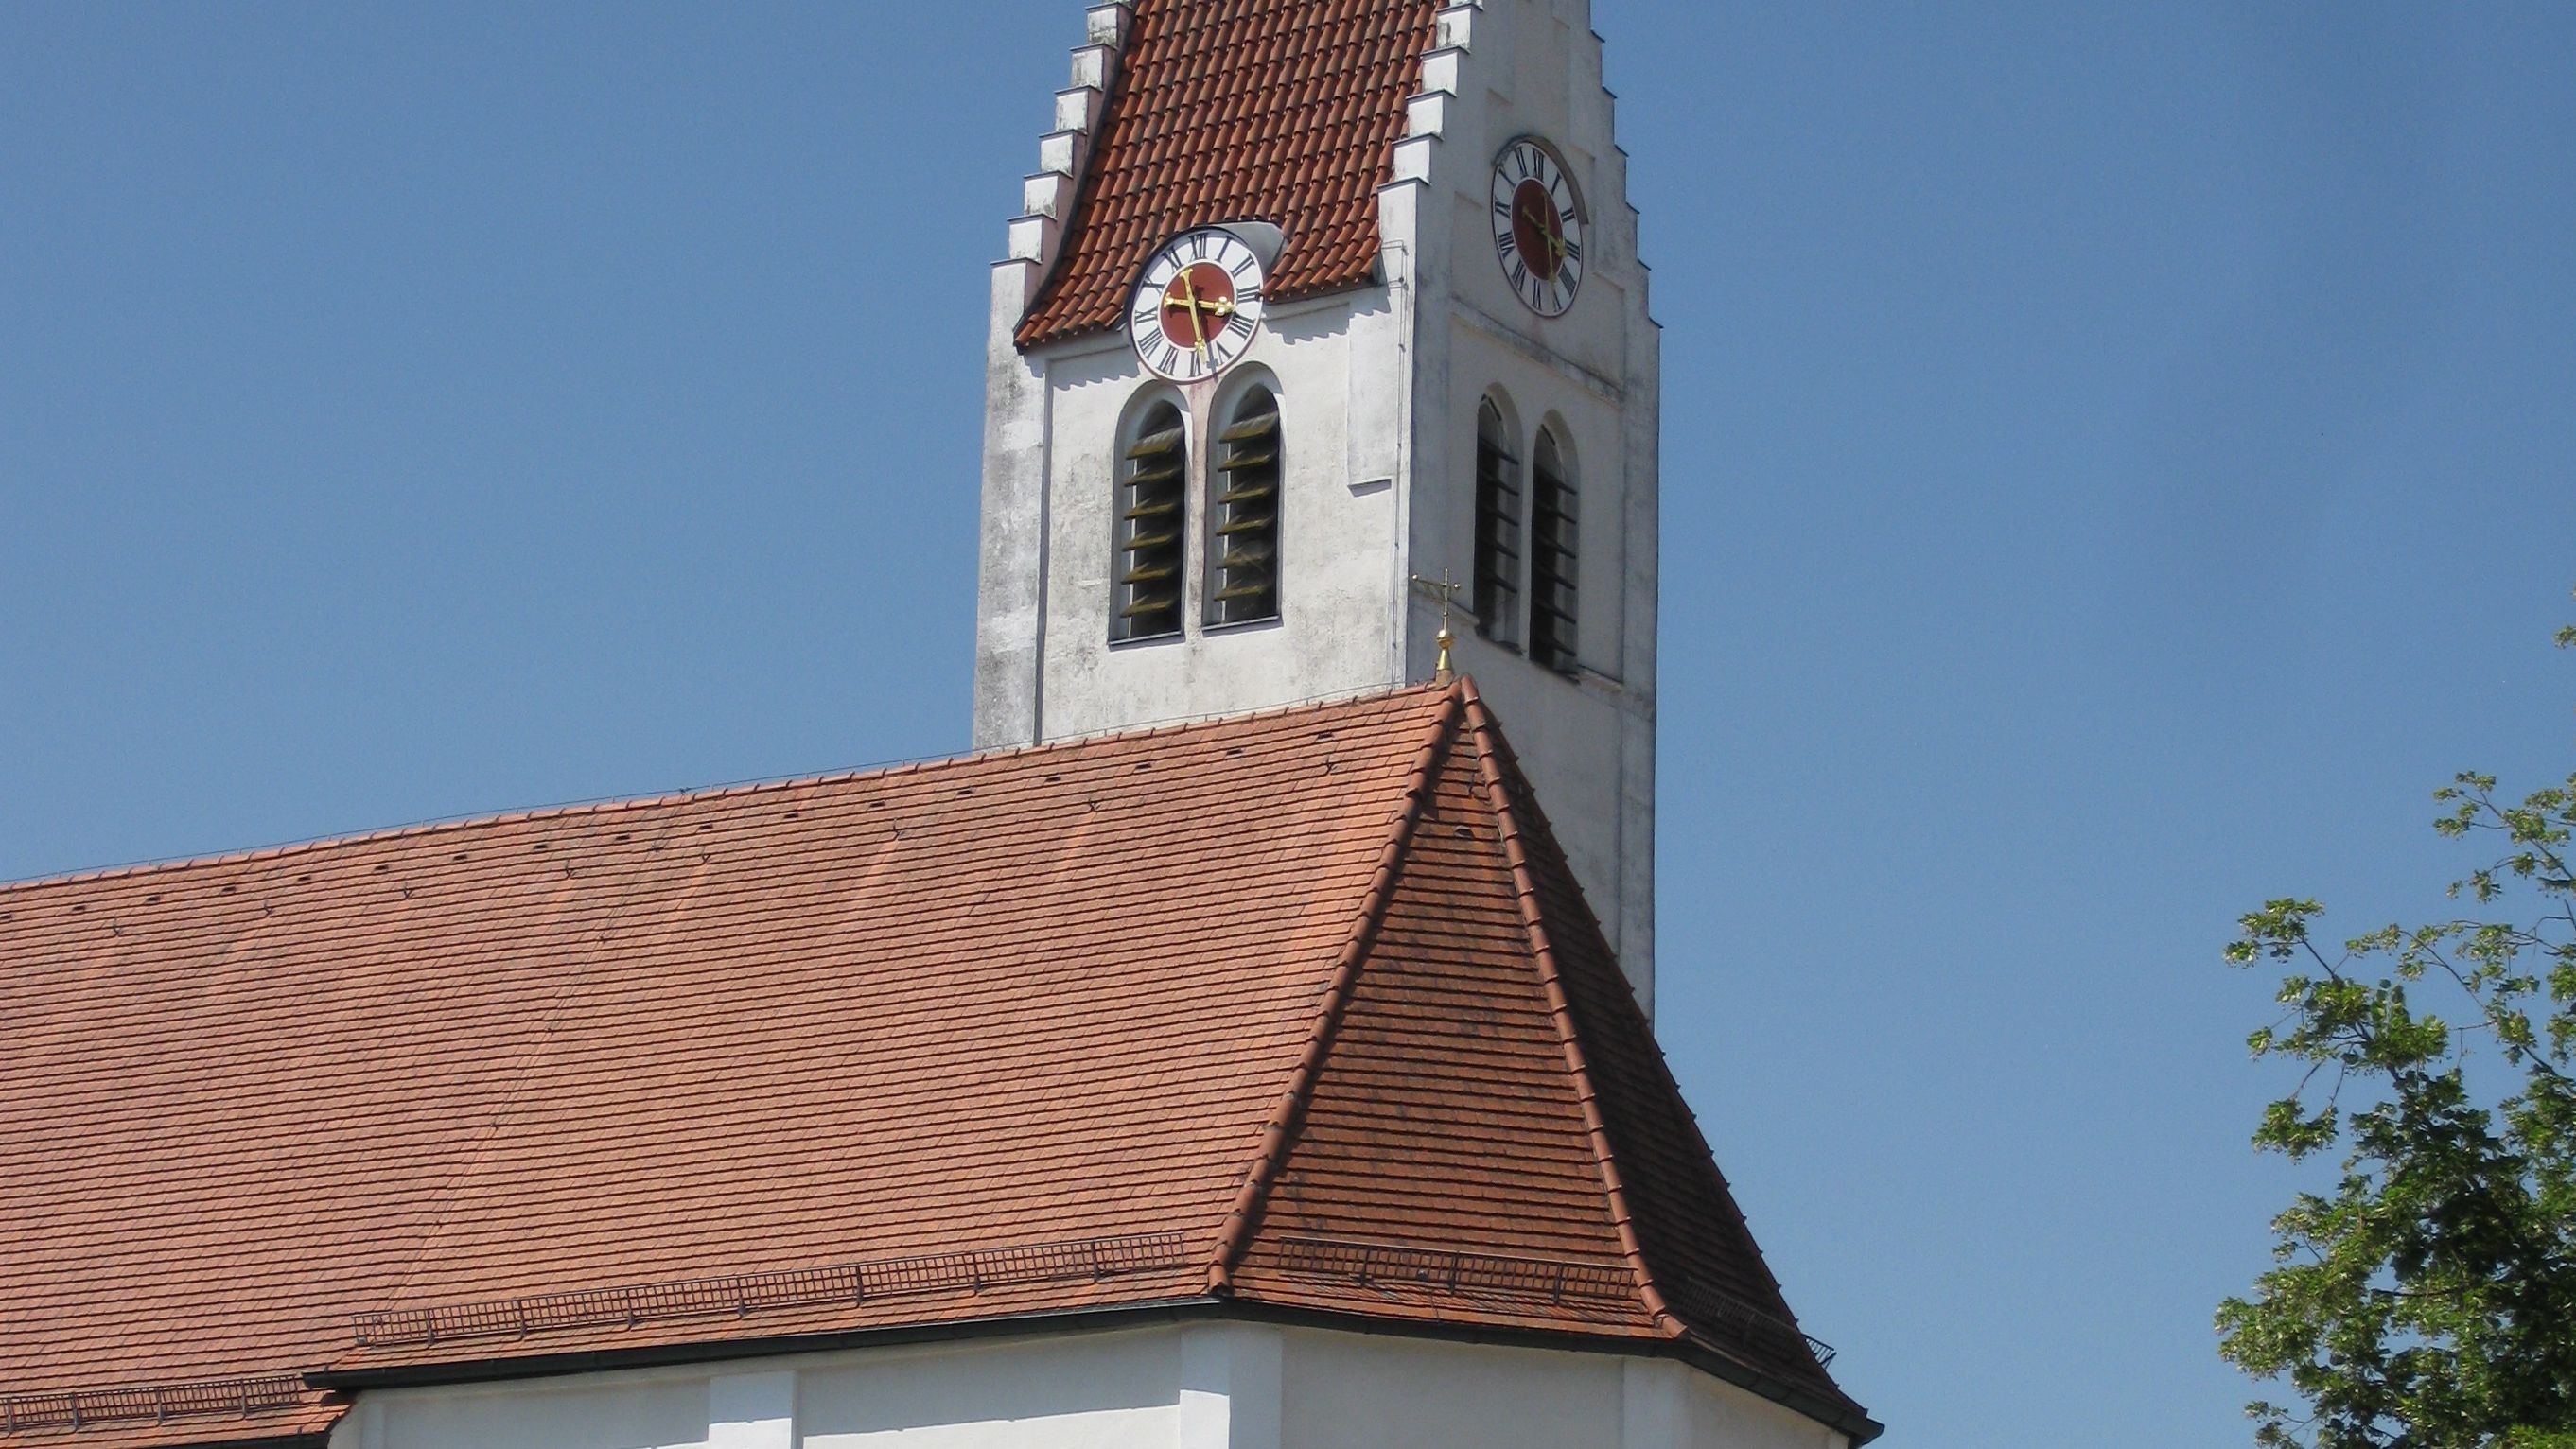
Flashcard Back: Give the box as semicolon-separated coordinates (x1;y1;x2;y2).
1490;138;1585;318
1129;228;1269;383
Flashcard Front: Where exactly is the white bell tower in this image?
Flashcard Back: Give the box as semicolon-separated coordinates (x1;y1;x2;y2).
972;0;1663;1007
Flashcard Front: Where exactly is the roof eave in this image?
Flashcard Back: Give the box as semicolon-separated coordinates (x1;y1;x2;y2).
305;1295;1880;1445
306;1294;1227;1395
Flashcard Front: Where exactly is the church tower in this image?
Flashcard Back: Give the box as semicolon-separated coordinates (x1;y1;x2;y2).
975;0;1664;1006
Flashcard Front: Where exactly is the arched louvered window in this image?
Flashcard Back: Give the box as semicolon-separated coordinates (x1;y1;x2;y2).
1115;402;1187;641
1209;388;1282;625
1472;398;1523;649
1529;425;1579;672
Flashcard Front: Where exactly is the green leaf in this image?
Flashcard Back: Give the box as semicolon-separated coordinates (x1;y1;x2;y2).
2217;599;2576;1447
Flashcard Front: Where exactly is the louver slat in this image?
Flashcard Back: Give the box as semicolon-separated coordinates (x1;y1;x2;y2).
1529;431;1578;672
1116;407;1190;641
1128;427;1187;460
1219;412;1281;445
1473;402;1523;649
1209;397;1282;626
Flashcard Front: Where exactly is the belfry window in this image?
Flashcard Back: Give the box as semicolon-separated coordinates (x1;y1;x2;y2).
1472;399;1523;648
1115;403;1187;641
1529;425;1579;672
1209;388;1282;626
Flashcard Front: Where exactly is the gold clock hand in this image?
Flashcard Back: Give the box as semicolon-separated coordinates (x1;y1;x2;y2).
1171;272;1212;351
1521;203;1568;260
1163;295;1216;358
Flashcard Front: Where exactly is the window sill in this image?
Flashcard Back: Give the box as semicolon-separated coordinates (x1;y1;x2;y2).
1202;615;1285;637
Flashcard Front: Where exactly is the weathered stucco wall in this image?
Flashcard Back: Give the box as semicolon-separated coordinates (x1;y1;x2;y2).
1014;287;1413;741
1398;0;1663;1004
326;1322;1843;1449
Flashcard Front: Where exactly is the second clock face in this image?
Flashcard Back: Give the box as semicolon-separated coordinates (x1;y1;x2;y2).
1490;138;1585;317
1129;228;1268;383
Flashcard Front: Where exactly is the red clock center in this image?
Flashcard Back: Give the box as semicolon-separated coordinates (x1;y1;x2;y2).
1509;179;1564;283
1158;263;1240;351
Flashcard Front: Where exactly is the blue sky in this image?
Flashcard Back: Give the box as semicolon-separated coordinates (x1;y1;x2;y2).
4;4;2572;1445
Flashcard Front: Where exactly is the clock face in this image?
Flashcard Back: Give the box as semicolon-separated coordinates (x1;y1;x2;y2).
1490;138;1585;317
1129;228;1268;383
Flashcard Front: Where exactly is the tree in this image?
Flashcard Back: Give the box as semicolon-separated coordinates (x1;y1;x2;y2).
2219;608;2576;1449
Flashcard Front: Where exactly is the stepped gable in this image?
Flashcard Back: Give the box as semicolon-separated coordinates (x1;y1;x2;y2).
1016;0;1441;348
0;684;1874;1449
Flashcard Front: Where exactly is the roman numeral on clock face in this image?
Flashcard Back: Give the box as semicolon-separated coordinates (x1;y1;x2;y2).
1129;227;1270;381
1492;137;1586;318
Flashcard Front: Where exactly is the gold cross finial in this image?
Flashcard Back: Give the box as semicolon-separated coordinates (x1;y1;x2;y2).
1410;570;1466;685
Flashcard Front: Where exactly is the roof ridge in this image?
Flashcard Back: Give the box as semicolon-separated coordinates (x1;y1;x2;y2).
0;683;1452;899
1203;683;1465;1295
1455;679;1680;1337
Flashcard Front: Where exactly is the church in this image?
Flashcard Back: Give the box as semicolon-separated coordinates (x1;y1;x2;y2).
0;4;1880;1448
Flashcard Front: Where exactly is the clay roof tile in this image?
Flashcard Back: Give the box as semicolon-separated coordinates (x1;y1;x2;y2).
0;685;1875;1447
1015;0;1438;348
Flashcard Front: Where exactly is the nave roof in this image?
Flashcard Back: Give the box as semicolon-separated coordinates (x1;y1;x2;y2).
0;683;1873;1448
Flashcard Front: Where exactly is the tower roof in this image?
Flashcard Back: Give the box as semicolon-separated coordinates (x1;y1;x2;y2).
1015;0;1441;348
0;685;1875;1448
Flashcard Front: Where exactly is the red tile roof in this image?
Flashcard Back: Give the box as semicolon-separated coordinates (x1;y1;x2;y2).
1015;0;1440;348
0;685;1874;1446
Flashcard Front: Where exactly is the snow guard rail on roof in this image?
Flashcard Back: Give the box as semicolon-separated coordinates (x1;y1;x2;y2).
1251;1235;1839;1370
1;1374;308;1436
351;1231;1193;1349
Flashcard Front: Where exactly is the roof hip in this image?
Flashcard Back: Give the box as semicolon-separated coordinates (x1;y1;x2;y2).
1205;687;1465;1294
1454;680;1683;1337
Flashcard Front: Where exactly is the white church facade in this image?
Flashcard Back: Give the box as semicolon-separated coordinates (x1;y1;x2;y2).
328;1325;1846;1449
0;7;1877;1449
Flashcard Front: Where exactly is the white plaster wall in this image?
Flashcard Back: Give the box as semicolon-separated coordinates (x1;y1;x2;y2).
1016;287;1412;742
331;1332;1188;1449
1282;1331;1618;1449
329;1321;1840;1449
1397;0;1662;1004
973;259;1056;753
336;1372;712;1449
1688;1361;1851;1449
800;1329;1186;1449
